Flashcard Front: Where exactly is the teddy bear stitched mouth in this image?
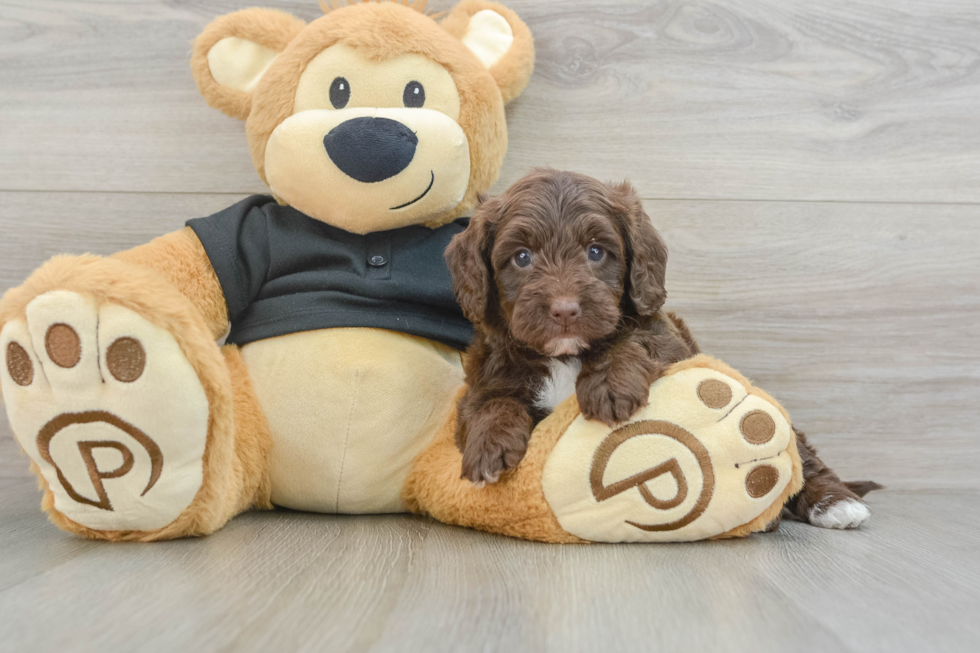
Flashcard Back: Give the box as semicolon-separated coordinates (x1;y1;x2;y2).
390;170;435;210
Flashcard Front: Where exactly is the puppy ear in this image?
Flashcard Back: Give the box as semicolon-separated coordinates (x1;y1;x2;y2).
191;9;306;120
445;198;498;324
613;182;668;316
441;1;535;103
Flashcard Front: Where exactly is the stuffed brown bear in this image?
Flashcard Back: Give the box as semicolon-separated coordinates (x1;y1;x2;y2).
0;0;802;543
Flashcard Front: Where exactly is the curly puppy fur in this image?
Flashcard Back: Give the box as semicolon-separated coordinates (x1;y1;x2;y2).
446;169;696;484
446;168;878;528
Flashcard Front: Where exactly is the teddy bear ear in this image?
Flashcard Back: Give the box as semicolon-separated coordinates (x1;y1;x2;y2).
191;9;307;121
441;1;535;104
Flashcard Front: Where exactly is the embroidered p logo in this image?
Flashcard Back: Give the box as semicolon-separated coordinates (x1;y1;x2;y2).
37;411;164;511
542;364;796;542
590;420;715;532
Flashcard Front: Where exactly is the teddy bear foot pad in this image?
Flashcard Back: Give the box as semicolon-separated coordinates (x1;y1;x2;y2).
1;291;209;531
542;360;797;542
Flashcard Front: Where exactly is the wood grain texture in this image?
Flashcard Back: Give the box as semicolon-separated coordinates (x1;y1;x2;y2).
0;475;977;652
651;199;980;490
2;192;976;489
1;1;979;201
1;1;978;649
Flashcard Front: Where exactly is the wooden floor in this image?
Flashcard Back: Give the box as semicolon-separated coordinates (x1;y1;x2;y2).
1;0;979;650
0;479;977;652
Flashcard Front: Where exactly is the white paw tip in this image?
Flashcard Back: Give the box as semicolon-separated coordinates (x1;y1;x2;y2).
810;498;871;530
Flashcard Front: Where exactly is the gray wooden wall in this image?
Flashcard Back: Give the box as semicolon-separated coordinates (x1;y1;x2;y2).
1;0;978;490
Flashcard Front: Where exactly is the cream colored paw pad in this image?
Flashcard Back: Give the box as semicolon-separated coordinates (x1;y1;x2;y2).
0;291;209;531
542;366;794;542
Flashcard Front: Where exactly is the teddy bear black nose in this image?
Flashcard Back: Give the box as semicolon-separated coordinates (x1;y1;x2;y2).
323;117;418;183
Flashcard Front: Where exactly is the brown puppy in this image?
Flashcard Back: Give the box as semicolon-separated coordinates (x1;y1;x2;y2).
446;168;879;531
446;168;696;484
446;169;881;528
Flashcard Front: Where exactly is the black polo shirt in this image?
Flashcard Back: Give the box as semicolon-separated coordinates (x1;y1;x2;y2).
186;195;473;351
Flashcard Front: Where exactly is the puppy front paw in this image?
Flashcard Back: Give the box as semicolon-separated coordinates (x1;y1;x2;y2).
459;402;533;485
576;367;650;426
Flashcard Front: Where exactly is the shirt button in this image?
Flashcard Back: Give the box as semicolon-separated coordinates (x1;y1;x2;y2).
368;254;387;267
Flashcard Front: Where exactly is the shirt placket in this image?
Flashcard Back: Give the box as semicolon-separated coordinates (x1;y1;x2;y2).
366;233;392;280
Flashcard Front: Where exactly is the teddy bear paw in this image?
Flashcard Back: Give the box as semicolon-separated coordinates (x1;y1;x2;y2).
541;358;800;542
1;291;209;532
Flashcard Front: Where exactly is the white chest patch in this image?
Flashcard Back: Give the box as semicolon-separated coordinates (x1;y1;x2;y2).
534;358;582;413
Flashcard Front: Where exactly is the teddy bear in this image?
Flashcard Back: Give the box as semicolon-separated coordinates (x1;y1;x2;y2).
0;0;805;543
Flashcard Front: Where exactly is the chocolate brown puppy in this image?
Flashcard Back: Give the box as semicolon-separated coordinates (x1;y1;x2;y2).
446;168;696;484
446;168;879;532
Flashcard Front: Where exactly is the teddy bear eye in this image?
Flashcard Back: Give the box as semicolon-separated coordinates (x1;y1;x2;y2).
403;81;425;108
330;77;350;109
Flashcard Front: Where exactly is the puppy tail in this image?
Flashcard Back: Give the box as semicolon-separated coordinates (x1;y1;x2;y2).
844;480;884;497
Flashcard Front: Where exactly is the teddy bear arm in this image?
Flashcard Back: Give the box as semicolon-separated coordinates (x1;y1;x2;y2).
113;227;230;340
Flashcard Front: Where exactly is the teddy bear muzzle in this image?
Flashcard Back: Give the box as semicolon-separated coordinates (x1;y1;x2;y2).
264;106;471;234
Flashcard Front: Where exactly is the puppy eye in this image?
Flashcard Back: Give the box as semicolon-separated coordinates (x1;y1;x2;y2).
514;249;532;268
403;81;425;108
330;77;350;109
587;244;605;262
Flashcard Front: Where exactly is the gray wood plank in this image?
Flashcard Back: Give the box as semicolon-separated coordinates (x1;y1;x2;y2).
0;190;246;293
0;478;101;594
1;1;979;202
746;492;980;653
370;490;980;653
651;199;980;491
0;473;976;653
2;191;977;489
0;437;28;479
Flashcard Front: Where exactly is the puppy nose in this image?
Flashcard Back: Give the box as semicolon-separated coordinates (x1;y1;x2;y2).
550;298;581;325
323;117;418;183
